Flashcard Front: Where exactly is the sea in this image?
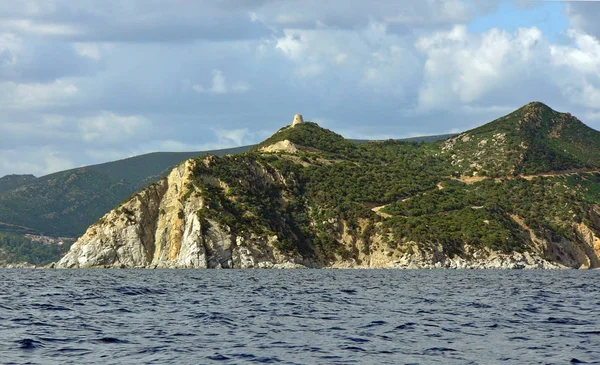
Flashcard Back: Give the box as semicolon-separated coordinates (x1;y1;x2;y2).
0;269;599;365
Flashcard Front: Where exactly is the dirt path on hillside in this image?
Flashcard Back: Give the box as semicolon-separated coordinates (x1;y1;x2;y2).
451;168;600;184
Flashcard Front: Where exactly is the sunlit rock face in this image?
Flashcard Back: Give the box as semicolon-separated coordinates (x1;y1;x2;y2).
56;158;312;269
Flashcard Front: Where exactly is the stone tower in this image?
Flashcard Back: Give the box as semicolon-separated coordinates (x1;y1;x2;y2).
292;114;304;127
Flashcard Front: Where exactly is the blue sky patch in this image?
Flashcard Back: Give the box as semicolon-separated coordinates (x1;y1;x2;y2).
469;1;568;42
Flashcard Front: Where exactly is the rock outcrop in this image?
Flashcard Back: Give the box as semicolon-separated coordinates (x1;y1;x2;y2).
57;159;310;269
390;245;567;270
259;140;299;154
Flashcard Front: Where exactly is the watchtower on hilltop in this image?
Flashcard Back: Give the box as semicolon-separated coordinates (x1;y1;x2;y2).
292;114;304;127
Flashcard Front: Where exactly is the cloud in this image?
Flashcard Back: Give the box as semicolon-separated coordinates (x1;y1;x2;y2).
0;147;74;176
154;128;268;153
1;19;81;37
79;112;151;144
0;33;23;71
190;70;250;95
0;32;101;83
550;29;600;109
0;79;79;109
256;0;474;30
550;29;600;76
566;2;600;39
274;22;422;98
73;42;112;60
213;128;250;145
0;1;273;42
415;25;550;111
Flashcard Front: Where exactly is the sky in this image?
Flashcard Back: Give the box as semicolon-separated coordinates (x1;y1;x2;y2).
1;0;600;177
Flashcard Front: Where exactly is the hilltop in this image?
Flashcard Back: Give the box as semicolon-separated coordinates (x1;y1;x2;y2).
57;102;600;269
0;174;36;194
442;102;600;177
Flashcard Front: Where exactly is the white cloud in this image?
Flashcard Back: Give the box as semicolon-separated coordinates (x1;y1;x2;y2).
79;112;151;144
156;139;247;153
158;140;206;152
0;33;23;67
559;82;600;110
275;31;307;61
415;25;548;110
411;23;600;118
73;42;113;60
213;128;250;146
156;127;269;153
550;30;600;76
2;19;80;37
83;148;135;162
274;23;421;93
275;27;362;78
584;111;600;122
549;30;600;109
384;0;472;26
0;79;78;109
275;28;362;78
0;148;73;176
192;69;250;94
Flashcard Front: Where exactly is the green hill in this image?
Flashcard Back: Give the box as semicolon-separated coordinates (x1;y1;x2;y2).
441;102;600;177
0;146;252;237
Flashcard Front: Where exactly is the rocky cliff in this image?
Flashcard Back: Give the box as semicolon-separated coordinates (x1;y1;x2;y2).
57;159;310;269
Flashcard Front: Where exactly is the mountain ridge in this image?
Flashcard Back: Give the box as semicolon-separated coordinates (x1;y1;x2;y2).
0;174;37;194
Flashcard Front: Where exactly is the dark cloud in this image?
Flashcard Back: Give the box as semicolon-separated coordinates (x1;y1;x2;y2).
566;2;600;39
0;1;274;42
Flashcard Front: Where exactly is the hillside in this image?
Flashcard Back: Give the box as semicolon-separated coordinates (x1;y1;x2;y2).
0;231;72;266
0;146;253;237
0;174;37;194
441;102;600;177
57;103;600;269
0;134;451;239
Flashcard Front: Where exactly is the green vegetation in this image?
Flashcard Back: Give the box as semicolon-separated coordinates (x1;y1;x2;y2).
256;122;359;156
379;175;588;254
0;174;37;194
190;154;313;256
0;232;73;265
0;146;255;238
177;103;600;262
444;102;600;177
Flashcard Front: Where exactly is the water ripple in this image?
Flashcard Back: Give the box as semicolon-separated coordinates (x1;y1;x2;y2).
0;269;599;364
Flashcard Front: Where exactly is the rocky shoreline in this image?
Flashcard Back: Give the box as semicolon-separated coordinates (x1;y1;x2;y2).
0;250;574;270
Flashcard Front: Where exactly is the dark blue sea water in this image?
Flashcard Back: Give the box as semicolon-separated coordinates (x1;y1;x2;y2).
1;269;599;365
